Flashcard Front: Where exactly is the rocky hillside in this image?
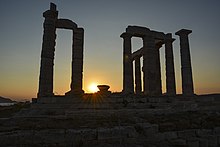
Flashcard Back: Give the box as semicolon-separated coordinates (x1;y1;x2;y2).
0;96;13;103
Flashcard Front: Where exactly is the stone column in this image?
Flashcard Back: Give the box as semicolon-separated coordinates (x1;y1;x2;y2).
175;29;194;95
66;28;84;96
165;33;176;96
120;33;134;94
134;56;142;94
155;41;163;95
38;3;58;97
143;34;157;96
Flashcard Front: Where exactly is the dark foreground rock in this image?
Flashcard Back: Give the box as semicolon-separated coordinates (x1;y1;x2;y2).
0;94;220;147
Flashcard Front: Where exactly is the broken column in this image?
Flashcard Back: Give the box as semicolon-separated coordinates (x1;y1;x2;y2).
164;33;176;95
38;3;58;97
120;33;134;94
134;56;142;94
175;29;194;95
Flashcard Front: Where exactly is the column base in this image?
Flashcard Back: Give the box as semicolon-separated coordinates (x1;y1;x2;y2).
65;90;84;97
37;92;54;98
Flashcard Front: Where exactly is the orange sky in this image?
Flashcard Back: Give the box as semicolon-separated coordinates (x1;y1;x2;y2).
1;1;220;101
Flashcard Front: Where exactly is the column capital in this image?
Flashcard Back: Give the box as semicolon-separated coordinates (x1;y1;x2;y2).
43;3;58;18
120;32;132;38
155;40;164;49
74;27;84;33
133;54;142;60
175;29;192;36
165;33;175;43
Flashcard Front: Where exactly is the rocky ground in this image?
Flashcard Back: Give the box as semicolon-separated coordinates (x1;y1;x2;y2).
0;94;220;147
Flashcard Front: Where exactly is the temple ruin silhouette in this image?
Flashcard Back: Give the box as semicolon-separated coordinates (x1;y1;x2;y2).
121;26;194;96
38;3;84;98
37;3;194;102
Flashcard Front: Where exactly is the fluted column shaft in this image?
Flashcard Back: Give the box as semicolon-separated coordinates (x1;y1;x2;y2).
121;33;134;94
155;42;162;95
175;29;194;95
38;4;58;97
165;33;176;95
134;56;142;94
143;35;157;96
70;28;84;96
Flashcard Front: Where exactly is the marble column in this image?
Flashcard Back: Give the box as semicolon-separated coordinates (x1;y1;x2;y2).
67;28;84;96
134;56;142;94
143;35;157;96
175;29;194;95
120;33;134;94
38;3;58;97
155;41;163;95
165;33;176;96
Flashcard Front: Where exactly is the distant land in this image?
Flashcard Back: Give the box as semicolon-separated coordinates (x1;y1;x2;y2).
0;96;15;103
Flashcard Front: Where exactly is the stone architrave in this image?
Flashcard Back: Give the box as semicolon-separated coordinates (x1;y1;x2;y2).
143;35;157;96
164;33;176;95
38;3;58;97
68;28;84;96
175;29;194;95
134;56;142;94
120;33;134;94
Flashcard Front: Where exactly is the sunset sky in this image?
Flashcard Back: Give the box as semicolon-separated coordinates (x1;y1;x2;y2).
0;0;220;101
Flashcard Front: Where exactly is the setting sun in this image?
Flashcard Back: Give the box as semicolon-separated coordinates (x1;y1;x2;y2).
88;83;99;93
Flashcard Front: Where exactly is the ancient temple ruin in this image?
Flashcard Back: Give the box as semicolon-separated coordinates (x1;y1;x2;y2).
3;3;220;147
37;3;194;100
38;3;84;98
121;26;194;96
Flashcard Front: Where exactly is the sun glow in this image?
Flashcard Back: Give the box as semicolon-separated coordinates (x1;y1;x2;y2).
88;83;99;93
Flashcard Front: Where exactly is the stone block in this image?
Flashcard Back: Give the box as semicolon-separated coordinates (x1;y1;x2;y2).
199;139;208;147
34;129;65;144
148;97;168;103
65;129;81;140
110;127;124;139
177;129;196;139
80;129;97;141
98;128;112;140
214;127;220;135
187;139;199;147
169;139;187;146
0;131;20;145
196;129;213;137
153;132;178;142
135;123;158;137
196;96;214;102
126;26;150;36
207;136;218;147
218;136;220;146
121;126;138;138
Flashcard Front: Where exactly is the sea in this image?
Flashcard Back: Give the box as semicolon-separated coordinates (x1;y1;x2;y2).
0;103;16;106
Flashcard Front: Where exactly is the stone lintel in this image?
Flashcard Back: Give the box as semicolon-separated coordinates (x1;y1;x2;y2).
126;26;150;37
175;29;192;36
151;30;166;40
120;32;132;38
56;19;77;29
132;48;143;60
